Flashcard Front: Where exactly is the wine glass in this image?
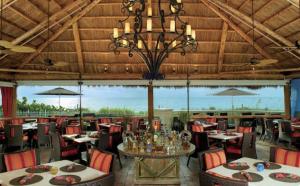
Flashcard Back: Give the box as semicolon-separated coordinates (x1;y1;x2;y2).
50;167;58;176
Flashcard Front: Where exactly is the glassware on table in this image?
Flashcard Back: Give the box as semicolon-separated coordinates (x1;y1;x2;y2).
50;167;58;175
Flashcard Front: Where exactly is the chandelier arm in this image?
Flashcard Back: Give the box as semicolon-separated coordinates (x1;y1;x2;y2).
138;34;154;69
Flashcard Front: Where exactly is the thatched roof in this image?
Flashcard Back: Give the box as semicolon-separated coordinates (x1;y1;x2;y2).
0;0;299;81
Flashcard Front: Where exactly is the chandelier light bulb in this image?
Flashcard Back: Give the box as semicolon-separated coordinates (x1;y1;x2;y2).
148;7;152;17
125;22;130;34
186;25;192;36
147;18;152;32
170;20;175;32
191;30;196;40
172;40;177;48
113;28;119;38
171;5;176;13
122;39;128;46
177;0;182;3
128;6;133;12
138;40;143;49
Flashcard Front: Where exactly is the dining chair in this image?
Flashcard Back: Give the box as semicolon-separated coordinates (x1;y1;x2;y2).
11;118;24;125
255;118;265;140
217;120;227;131
198;148;227;171
199;171;248;186
107;126;123;168
226;132;257;159
191;124;204;133
95;132;109;151
263;119;278;143
269;146;300;167
0;120;5;146
35;123;56;149
277;120;300;147
49;132;80;161
187;132;210;167
4;124;28;151
37;118;49;123
65;125;82;135
3;149;40;171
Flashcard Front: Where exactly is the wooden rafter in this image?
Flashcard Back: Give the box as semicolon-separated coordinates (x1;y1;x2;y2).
18;0;103;69
0;0;17;10
0;68;79;75
217;22;228;73
210;0;300;55
200;0;272;59
286;0;300;8
72;22;85;73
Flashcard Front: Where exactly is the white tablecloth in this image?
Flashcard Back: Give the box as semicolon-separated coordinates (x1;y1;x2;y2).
208;157;300;186
0;160;106;186
62;134;97;143
208;132;243;140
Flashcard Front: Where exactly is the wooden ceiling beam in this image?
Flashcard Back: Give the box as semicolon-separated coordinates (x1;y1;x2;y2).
222;67;300;74
11;0;86;46
0;0;17;10
0;68;79;75
67;28;236;32
7;72;284;81
72;22;85;74
201;0;272;59
52;40;249;44
217;22;228;73
210;0;299;55
286;0;300;8
18;0;103;69
237;0;250;10
39;51;261;56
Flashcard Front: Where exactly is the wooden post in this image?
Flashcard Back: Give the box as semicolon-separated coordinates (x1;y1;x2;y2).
284;83;291;119
11;85;17;117
148;81;154;125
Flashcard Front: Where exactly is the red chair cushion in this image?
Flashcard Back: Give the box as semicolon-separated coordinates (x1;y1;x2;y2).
59;135;68;147
4;149;37;171
37;118;49;123
89;149;112;174
11;118;24;125
192;125;204;132
61;148;79;158
66;125;81;135
109;125;122;133
274;148;300;167
204;150;227;170
237;127;252;133
226;145;241;155
291;132;300;138
206;118;216;123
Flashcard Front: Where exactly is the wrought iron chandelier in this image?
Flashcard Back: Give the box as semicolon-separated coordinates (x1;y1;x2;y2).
110;0;198;80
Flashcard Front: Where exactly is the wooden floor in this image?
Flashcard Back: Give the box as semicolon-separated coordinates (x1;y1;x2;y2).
36;140;297;186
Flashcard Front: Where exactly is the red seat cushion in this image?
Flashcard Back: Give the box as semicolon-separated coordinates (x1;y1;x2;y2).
192;125;204;132
66;125;81;135
237;127;252;133
204;150;227;170
274;148;300;167
37;118;49;123
61;148;79;158
89;149;112;174
109;125;122;133
226;145;241;155
291;132;300;138
4;149;37;171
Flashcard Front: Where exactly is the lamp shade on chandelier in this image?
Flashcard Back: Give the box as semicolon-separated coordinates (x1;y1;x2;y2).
110;0;198;80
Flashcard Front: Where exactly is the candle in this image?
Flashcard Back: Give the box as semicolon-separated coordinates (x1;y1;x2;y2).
171;5;176;13
191;30;196;39
170;20;175;32
186;24;192;35
125;22;130;34
122;40;128;46
156;41;160;49
113;28;118;38
138;40;143;49
177;0;181;3
128;6;133;12
147;18;152;31
172;40;176;48
148;7;152;17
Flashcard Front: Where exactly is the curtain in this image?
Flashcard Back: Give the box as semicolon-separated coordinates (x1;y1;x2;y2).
1;87;13;117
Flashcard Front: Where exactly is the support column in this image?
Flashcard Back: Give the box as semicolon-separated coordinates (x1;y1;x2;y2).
11;85;17;118
284;83;291;119
148;81;154;124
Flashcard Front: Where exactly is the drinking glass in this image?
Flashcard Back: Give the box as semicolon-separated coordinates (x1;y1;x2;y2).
50;167;58;175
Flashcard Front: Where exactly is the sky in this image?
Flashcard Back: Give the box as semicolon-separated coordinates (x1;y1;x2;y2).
3;86;284;112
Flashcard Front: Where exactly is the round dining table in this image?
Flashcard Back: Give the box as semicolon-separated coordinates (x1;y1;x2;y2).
118;143;195;185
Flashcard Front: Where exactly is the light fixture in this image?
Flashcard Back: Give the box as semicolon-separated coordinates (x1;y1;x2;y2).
110;0;198;80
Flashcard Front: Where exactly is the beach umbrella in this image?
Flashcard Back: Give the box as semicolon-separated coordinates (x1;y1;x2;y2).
212;88;256;111
36;87;81;114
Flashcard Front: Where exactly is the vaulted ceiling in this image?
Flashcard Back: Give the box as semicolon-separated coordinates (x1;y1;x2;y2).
0;0;299;81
